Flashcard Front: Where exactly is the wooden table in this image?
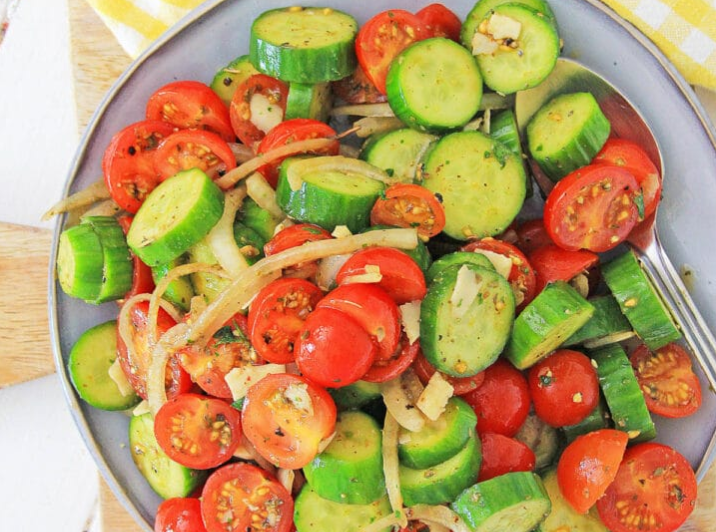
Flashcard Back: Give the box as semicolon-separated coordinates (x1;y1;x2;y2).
0;0;712;529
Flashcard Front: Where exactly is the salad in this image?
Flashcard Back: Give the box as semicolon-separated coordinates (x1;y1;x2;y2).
49;1;705;531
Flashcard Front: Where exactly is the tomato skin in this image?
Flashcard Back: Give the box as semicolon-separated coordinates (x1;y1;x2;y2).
229;74;289;149
528;244;599;293
264;223;333;256
557;429;628;514
336;247;427;305
355;10;432;94
596;443;697;532
412;351;485;395
201;462;294;532
155;497;206;532
153;128;236;181
594;138;662;219
242;373;337;469
154;393;243;470
630;343;702;418
248;277;324;364
478;432;536;482
416;4;462;42
117;216;155;299
363;334;421;383
543;163;641;252
462;359;531;437
331;63;387;105
256;119;340;188
528;349;600;428
295;307;378;388
370;183;447;239
102;120;176;213
515;218;553;255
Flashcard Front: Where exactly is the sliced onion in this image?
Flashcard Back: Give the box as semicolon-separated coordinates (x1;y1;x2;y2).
331;102;394;117
361;512;403;532
285;155;396;192
80;198;121;218
146;321;189;415
314;253;352;291
382;410;407;527
406;505;471;532
207;186;250;277
42;179;111;220
353;116;405;138
246;172;283;218
228;142;256;163
381;371;426;432
277;468;295;494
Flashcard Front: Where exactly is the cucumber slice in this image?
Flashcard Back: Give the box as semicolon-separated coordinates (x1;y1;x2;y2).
303;411;385;505
451;471;551;532
490;108;533;198
601;249;681;350
421;264;514;377
540;468;608;532
152;255;195;312
400;432;481;507
294;486;392;532
68;320;141;411
276;156;386;233
399;397;477;469
250;6;358;83
329;380;381;411
187;237;230;304
285;82;332;122
590;344;656;442
127;168;225;267
470;5;560;95
564;295;634;347
425;251;496;285
360;128;437;184
129;413;205;499
57;224;106;302
386;37;483;132
232;221;266;265
526;92;611;182
561;398;611;443
81;216;134;304
210;54;260;106
238;196;281;242
422;130;526;240
514;412;561;471
505;281;595;369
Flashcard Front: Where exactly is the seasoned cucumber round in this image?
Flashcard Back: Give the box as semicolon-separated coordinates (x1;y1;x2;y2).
303;411;385;505
564;295;633;348
360;128;437;184
57;223;106;302
328;380;382;411
526;92;611;181
294;486;393;532
126;168;225;267
250;6;358;83
561;399;611;443
285;82;332;122
425;251;495;285
540;468;608;532
422;130;526;240
210;54;259;106
187;237;230;304
420;264;515;377
386;37;483;132
151;255;195;312
460;0;557;48
238;196;281;242
82;216;133;304
69;320;140;411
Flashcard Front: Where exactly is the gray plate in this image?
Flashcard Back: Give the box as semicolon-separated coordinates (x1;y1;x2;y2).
49;0;716;529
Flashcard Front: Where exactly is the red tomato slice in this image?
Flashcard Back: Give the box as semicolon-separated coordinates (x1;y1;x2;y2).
117;216;155;300
146;80;234;142
594;138;662;219
478;432;535;482
155;497;206;532
355;9;432;94
515;218;553;255
153;129;236;181
416;3;462;41
248;277;324;364
229;74;289;149
596;443;697;532
461;237;537;310
528;243;599;293
201;462;294;532
316;283;400;361
179;313;259;399
256;118;340;188
412;351;486;395
528;349;600;428
363;334;421;383
543;163;641;252
241;373;337;469
102;120;176;213
630;342;702;419
331;63;387;104
116;300;192;400
462;359;530;437
370;183;447;239
295;307;378;388
557;429;628;514
154;393;242;470
336;247;427;305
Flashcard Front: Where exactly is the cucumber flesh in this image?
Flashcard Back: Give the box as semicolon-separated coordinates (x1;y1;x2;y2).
210;54;260;106
294;486;392;532
425;251;496;285
232;221;266;266
187;237;231;304
238;196;282;242
564;295;633;347
329;380;382;411
461;0;557;48
285;82;333;122
81;216;133;304
152;255;195;312
57;224;106;302
561;399;611;443
540;468;608;532
360;128;437;184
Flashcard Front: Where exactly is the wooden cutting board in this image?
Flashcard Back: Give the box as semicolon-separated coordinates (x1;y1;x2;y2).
0;0;710;529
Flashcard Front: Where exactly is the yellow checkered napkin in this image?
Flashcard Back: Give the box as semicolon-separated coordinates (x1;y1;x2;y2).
89;0;716;90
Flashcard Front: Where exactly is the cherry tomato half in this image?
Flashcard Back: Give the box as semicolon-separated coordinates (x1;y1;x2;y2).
528;349;600;427
596;443;697;532
102;120;176;213
557;429;628;514
201;462;294;532
412;351;486;395
117;216;155;300
630;342;702;419
264;222;333;278
153;129;236;181
462;359;530;437
370;183;447;239
154;393;243;470
416;3;462;42
363;334;421;383
155;497;206;532
229;74;289;149
528;244;599;294
543;163;641;252
515;218;553;255
478;432;535;482
146;80;234;142
242;373;337;469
